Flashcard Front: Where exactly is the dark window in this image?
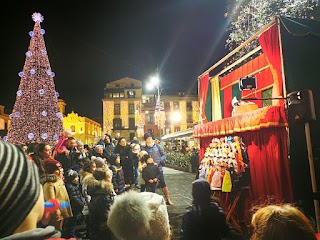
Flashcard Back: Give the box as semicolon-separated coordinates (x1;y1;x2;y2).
129;118;135;128
129;104;135;114
130;132;135;140
187;114;193;123
114;104;120;115
187;102;192;111
164;102;170;111
127;91;135;98
113;118;122;128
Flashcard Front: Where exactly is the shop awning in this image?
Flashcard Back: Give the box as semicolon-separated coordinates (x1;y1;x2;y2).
161;128;194;141
193;105;288;138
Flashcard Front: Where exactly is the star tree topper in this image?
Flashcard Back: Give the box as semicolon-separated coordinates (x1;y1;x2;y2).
32;12;44;23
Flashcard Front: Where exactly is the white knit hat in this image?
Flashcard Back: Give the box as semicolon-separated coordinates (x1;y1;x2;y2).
107;190;171;240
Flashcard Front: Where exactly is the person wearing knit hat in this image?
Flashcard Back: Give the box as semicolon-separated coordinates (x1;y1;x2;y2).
76;140;84;147
65;169;79;183
143;132;152;141
0;141;61;238
107;191;171;240
42;158;73;232
44;158;63;175
93;156;106;168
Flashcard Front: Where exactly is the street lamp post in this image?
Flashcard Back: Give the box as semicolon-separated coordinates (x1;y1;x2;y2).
147;73;162;138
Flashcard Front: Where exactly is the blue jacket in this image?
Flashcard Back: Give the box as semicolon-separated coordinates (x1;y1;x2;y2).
143;143;166;170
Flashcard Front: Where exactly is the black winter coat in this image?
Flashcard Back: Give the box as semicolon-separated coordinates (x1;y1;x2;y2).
110;164;126;194
86;176;116;240
65;182;85;215
180;201;230;240
142;163;160;188
114;145;133;184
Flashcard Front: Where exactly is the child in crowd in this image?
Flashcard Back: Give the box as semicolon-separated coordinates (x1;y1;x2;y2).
63;169;85;238
138;150;148;192
131;143;141;189
110;154;129;194
52;128;73;158
42;158;73;232
142;154;160;193
79;159;96;237
93;156;113;181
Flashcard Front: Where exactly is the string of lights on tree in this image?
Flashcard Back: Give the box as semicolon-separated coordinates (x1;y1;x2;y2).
5;12;63;147
224;0;320;66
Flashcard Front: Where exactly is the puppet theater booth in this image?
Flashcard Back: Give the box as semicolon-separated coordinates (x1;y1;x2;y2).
194;106;293;233
194;16;320;233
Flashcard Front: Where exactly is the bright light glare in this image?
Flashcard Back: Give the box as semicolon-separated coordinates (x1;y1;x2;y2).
147;82;155;90
150;74;159;85
172;111;181;122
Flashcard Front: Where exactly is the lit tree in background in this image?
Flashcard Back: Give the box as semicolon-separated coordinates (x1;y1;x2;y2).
6;12;63;147
225;0;320;54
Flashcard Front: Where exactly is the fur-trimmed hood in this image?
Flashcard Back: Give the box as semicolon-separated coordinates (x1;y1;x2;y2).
79;169;91;179
41;174;59;184
84;175;114;196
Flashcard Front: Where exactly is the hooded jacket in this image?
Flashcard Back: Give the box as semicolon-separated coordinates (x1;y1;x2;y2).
42;174;73;221
85;175;116;240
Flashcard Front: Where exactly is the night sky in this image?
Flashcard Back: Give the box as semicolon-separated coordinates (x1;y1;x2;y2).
2;1;230;123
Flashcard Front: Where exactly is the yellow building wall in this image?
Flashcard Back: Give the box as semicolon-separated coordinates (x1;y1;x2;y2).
62;111;102;146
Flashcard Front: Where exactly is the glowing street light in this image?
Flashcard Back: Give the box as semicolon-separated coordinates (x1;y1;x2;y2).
148;72;163;137
171;111;181;123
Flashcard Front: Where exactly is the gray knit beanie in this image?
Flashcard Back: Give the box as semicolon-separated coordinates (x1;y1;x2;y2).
0;141;40;237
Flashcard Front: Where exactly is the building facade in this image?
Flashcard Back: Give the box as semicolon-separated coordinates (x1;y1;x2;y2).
58;100;102;146
0;105;10;138
102;77;199;142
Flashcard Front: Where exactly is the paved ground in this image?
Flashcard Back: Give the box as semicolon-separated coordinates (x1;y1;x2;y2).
155;167;196;240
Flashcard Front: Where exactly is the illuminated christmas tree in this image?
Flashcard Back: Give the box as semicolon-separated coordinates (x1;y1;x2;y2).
6;12;63;147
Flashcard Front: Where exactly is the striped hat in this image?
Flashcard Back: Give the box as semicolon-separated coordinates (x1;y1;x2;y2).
0;141;40;237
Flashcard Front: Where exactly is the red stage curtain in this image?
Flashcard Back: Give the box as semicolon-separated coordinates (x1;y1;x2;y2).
242;127;294;202
199;73;209;124
194;106;294;202
258;23;284;106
